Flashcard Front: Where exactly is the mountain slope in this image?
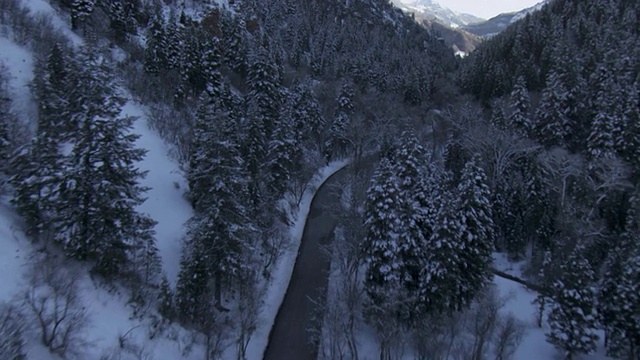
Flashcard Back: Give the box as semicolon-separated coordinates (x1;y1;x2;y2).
391;0;482;53
463;0;549;37
391;0;483;27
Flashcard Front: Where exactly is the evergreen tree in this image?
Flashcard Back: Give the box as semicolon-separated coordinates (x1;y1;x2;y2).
508;76;532;137
290;84;325;150
587;56;621;159
534;70;570;147
184;92;252;307
175;239;210;323
419;158;494;314
144;10;168;75
455;158;495;303
70;0;94;31
325;81;354;160
363;158;404;308
599;201;640;359
10;47;70;237
547;248;599;360
393;132;435;298
33;44;72;139
158;274;175;321
244;45;282;213
57;49;156;278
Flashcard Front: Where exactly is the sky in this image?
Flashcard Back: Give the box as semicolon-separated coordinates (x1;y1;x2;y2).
436;0;542;19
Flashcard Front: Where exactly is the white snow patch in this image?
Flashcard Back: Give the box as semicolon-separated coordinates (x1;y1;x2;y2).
20;0;83;45
0;37;36;127
493;252;612;360
121;101;193;286
246;159;351;360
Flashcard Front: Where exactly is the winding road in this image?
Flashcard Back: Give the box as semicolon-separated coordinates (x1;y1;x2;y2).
263;168;346;360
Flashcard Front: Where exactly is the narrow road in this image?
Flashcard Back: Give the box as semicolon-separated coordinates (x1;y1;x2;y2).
263;169;345;360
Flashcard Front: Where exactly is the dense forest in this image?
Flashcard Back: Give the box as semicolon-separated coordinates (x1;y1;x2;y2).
0;0;639;359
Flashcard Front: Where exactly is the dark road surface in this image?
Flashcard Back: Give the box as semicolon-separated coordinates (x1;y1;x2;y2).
263;169;345;360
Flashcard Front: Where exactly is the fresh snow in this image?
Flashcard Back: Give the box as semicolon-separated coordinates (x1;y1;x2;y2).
493;253;611;360
20;0;83;45
246;159;351;360
122;101;193;285
0;30;199;359
0;37;36;128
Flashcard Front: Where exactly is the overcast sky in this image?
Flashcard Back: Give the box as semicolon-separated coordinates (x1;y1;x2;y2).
436;0;542;19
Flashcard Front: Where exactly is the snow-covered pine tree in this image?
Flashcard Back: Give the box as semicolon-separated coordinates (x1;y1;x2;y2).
143;8;168;75
419;157;494;314
70;0;94;31
363;158;404;308
325;80;354;161
267;106;297;198
454;157;495;305
10;46;70;238
508;76;532;137
33;44;73;139
617;57;640;169
290;84;325;151
175;238;210;324
534;70;570;147
244;44;282;213
587;54;622;160
599;201;640;359
158;274;175;321
57;48;156;279
393;132;431;295
185;91;252;307
546;247;599;360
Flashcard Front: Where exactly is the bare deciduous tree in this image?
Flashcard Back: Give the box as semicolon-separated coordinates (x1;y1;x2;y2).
23;254;90;359
492;314;525;360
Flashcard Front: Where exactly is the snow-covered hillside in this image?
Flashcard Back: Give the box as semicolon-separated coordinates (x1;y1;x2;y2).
462;0;549;37
392;0;483;27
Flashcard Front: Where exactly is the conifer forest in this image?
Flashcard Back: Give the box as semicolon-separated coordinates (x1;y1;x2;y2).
0;0;639;359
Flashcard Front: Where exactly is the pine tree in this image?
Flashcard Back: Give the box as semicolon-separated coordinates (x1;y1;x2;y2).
599;201;640;359
363;158;404;308
70;0;94;31
33;44;73;139
508;76;532;137
185;92;252;307
547;248;599;360
144;9;168;75
57;48;155;278
244;45;282;213
534;70;570;147
587;56;621;159
10;46;70;237
455;158;495;303
175;239;210;324
393;132;432;297
419;158;494;314
325;81;354;161
290;84;325;150
158;274;175;321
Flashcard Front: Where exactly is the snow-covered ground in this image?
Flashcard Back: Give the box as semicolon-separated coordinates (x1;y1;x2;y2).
0;30;201;359
493;253;611;360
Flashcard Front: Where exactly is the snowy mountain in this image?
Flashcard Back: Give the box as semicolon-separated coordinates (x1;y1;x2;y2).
463;0;550;37
391;0;482;54
391;0;483;28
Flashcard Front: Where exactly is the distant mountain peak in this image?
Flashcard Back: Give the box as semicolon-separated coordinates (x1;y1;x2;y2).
391;0;484;28
462;0;550;37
